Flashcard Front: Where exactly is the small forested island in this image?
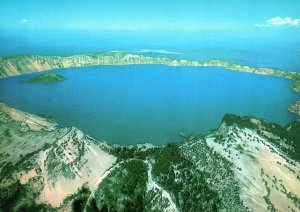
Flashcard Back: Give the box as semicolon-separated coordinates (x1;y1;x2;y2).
27;72;66;84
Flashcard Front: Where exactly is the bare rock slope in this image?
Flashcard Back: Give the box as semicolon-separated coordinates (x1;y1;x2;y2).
0;103;116;210
0;104;300;211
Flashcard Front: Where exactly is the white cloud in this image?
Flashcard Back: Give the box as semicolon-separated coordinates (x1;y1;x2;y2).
255;17;300;27
254;24;266;28
17;19;28;23
135;49;182;55
267;17;299;26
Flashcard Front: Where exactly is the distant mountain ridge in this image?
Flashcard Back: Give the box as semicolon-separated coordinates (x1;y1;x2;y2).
1;52;299;80
1;103;299;211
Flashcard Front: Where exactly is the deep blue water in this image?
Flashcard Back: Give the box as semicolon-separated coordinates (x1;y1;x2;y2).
0;65;299;145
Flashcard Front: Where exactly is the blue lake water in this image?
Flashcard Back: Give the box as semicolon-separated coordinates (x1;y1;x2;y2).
0;65;299;145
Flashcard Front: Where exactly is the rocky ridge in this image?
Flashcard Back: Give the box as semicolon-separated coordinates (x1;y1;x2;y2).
0;103;116;210
1;104;300;211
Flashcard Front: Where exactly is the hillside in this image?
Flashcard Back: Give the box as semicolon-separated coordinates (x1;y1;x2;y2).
0;103;116;210
1;52;299;81
0;103;300;211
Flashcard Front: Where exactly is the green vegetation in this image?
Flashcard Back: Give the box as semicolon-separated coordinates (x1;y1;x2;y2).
27;72;65;83
110;145;159;161
222;113;300;161
63;185;91;212
98;139;246;211
1;102;300;211
262;179;276;212
288;101;300;115
152;142;221;211
45;144;76;185
88;159;148;211
179;136;247;211
90;142;223;211
223;114;257;130
287;192;300;209
3;128;11;137
0;178;51;212
38;114;56;123
257;119;300;161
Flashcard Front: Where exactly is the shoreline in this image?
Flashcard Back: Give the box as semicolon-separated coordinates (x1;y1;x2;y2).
1;51;300;116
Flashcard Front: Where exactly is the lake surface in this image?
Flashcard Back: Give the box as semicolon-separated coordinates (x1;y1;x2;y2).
0;65;299;145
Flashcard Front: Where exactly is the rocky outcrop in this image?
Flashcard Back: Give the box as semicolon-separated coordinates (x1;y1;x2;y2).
0;103;116;209
289;101;300;115
1;52;300;80
1;104;299;211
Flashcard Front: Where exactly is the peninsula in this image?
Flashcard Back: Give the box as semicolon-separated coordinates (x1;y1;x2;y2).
0;51;300;115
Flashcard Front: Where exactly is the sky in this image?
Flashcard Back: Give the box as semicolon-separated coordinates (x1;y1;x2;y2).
0;0;300;31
